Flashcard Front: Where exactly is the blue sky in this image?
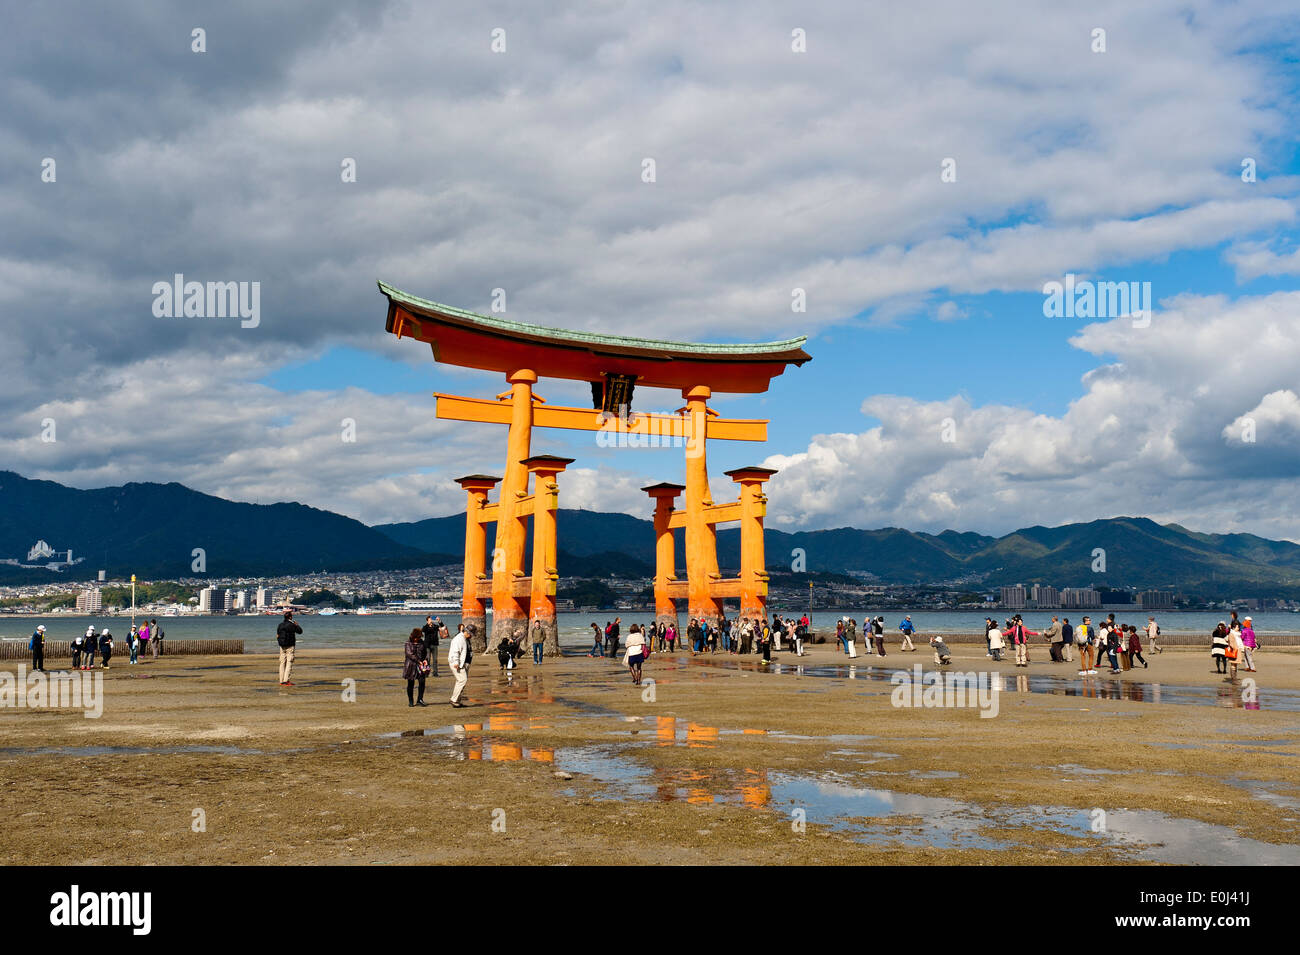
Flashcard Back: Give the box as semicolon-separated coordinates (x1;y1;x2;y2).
5;0;1300;539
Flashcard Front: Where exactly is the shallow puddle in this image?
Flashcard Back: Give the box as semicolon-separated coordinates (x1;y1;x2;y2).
423;735;1300;863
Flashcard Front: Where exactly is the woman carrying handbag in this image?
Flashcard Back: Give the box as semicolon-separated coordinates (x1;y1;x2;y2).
403;628;430;707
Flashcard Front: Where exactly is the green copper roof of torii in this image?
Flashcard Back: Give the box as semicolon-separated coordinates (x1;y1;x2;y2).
378;281;811;362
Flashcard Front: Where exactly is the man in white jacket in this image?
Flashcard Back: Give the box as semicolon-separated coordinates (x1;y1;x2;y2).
448;624;472;707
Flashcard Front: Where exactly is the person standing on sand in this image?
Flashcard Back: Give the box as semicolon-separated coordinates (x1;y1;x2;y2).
1076;616;1096;675
98;628;113;669
151;618;164;658
1225;623;1244;683
29;625;46;672
421;616;441;677
1008;616;1037;668
757;620;772;664
623;626;647;685
873;616;886;657
1146;616;1162;654
589;622;604;657
136;620;148;660
1241;617;1258;673
403;628;430;707
1127;625;1147;669
1060;619;1074;664
1211;622;1229;674
899;616;916;652
84;624;98;670
530;617;545;665
448;623;472;707
608;617;621;659
1043;617;1063;663
987;621;1005;662
276;610;302;686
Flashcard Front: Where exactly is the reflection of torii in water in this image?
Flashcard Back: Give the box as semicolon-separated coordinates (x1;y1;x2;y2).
379;282;810;654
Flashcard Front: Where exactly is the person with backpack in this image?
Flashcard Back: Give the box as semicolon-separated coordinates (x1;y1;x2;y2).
129;624;140;664
276;610;303;686
29;625;46;672
1146;616;1163;654
1076;616;1096;675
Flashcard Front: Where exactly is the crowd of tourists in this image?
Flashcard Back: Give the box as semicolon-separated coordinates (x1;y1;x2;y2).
257;605;1269;710
26;619;166;672
1210;611;1259;682
977;613;1160;674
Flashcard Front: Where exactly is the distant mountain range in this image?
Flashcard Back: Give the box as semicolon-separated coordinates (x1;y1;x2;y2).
0;471;454;582
379;511;1300;596
3;471;1300;596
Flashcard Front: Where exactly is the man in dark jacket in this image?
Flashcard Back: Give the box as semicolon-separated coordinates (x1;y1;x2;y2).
29;625;46;672
276;611;303;686
421;616;441;677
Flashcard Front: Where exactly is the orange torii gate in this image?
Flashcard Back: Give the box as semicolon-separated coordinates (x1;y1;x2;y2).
379;282;810;652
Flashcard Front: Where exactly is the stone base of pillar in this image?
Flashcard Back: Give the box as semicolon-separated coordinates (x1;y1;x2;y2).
461;615;487;654
655;611;679;635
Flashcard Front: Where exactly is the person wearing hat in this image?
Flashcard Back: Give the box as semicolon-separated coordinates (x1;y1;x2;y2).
83;622;98;670
29;625;46;672
98;627;114;669
448;623;473;707
1241;617;1258;673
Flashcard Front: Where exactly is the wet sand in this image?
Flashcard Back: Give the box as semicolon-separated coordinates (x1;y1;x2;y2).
1;642;1298;865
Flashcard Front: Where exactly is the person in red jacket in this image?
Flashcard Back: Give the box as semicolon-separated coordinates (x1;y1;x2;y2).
1008;615;1038;667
